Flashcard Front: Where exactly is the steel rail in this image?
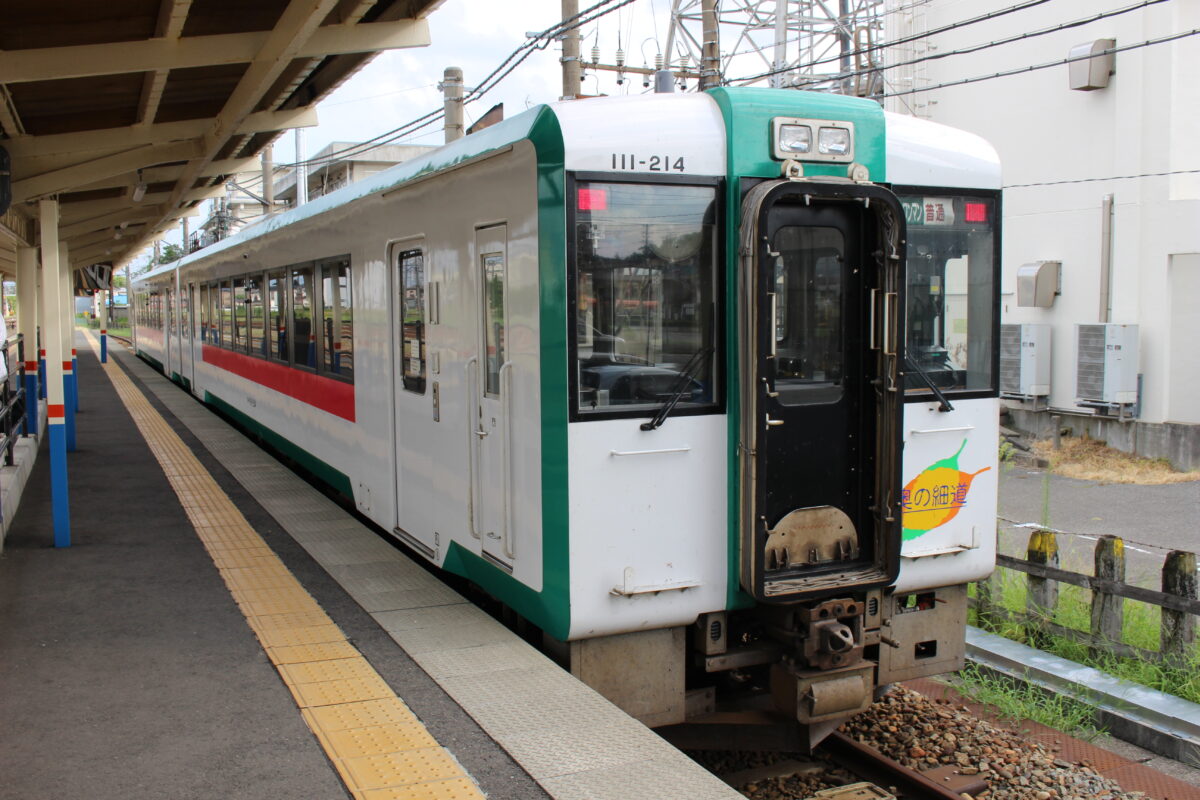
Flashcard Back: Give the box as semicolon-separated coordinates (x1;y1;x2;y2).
822;731;970;800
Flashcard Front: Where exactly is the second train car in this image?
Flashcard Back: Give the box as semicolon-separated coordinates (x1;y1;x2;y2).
133;87;1001;743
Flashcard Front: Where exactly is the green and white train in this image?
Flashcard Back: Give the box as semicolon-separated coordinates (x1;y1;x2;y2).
134;87;1001;741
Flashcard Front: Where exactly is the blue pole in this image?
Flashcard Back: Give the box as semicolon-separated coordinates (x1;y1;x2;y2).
38;350;46;400
23;360;37;437
64;367;76;453
100;330;108;363
48;413;70;547
71;352;79;412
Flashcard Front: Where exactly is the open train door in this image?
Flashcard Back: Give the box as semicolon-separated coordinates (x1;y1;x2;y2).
738;179;905;603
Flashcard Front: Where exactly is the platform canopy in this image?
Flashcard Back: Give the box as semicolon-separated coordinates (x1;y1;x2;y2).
0;0;439;277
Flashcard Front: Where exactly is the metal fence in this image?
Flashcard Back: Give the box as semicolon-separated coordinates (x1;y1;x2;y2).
0;334;27;467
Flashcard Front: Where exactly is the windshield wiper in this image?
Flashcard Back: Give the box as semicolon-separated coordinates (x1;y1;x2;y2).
641;347;714;431
904;354;954;412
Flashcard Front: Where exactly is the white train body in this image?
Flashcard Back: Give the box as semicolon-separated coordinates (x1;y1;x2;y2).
134;89;1000;733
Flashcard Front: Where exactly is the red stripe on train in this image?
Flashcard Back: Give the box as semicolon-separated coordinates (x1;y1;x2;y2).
201;344;355;422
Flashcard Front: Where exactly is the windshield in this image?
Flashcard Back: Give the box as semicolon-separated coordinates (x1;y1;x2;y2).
572;180;718;416
899;193;997;394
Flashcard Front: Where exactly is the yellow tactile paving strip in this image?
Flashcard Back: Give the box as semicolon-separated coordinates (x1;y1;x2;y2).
82;331;484;800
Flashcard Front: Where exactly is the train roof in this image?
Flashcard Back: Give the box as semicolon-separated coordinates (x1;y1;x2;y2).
138;91;1000;282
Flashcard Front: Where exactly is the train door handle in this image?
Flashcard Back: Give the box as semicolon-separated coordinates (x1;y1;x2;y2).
765;415;785;427
474;428;489;438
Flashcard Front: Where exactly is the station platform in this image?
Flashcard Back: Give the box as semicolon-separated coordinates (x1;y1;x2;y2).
0;332;740;800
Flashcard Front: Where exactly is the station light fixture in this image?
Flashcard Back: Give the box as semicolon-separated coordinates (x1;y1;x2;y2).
131;169;147;203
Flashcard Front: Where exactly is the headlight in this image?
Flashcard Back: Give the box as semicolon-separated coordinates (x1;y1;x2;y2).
777;124;812;154
818;126;851;156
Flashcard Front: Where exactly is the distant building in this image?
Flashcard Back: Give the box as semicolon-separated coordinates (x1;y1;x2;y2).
189;171;268;253
885;0;1199;467
275;142;436;206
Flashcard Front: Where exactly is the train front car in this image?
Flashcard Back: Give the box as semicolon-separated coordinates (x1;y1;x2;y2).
555;89;1000;746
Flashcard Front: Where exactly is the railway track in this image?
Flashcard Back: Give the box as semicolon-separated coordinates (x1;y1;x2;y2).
820;731;982;799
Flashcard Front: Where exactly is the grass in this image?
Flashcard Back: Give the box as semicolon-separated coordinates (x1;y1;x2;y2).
1033;435;1199;484
953;662;1107;740
971;566;1200;706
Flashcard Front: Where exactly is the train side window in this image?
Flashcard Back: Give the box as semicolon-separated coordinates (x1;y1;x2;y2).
291;265;316;369
482;250;505;397
321;257;353;381
181;286;190;340
199;285;208;342
247;274;265;358
267;270;287;362
166;290;174;336
219;280;233;348
232;277;248;352
210;283;222;346
398;248;425;393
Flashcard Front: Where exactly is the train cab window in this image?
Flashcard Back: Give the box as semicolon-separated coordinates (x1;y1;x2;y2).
291;266;316;369
771;226;845;405
219;281;232;347
571;180;719;417
247;274;265;357
398;248;426;393
267;270;287;362
321;258;353;381
232;277;248;352
897;193;998;395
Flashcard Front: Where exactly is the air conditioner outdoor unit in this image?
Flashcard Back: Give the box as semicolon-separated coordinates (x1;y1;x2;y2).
1000;323;1051;397
1076;324;1138;405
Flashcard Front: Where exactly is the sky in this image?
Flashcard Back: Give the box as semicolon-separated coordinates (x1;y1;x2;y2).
144;0;836;262
268;0;676;162
144;0;675;260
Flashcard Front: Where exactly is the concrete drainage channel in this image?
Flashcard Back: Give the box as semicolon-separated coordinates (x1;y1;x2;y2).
965;626;1200;766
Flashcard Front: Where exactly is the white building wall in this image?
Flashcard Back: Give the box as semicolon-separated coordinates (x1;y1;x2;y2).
885;0;1200;425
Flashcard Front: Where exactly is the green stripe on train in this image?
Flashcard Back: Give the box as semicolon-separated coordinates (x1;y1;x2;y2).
706;88;888;609
204;391;354;498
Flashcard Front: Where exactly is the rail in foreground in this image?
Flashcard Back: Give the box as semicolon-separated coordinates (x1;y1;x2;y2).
820;731;983;799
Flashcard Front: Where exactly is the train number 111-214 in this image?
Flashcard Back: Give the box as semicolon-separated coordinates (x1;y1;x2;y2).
611;153;686;172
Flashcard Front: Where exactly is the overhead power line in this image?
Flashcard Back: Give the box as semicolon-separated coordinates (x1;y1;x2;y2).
276;0;641;171
733;0;1169;86
885;27;1199;97
1006;169;1200;188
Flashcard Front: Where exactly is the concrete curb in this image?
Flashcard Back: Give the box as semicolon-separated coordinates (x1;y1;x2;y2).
0;410;45;554
966;626;1200;767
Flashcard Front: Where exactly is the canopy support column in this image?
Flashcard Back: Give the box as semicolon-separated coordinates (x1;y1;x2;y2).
17;246;39;436
39;198;70;547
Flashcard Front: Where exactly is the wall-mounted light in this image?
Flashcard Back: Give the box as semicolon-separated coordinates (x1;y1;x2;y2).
132;169;147;203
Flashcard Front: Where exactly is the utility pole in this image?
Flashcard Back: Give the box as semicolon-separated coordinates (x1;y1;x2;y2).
561;0;581;99
700;0;720;90
772;0;787;88
262;144;275;216
295;128;308;206
442;67;464;143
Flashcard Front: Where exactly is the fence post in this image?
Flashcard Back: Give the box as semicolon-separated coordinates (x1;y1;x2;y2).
1090;535;1125;659
1162;550;1197;667
976;565;1007;630
1026;529;1059;647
